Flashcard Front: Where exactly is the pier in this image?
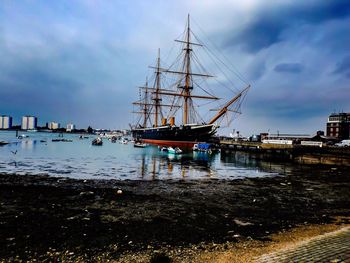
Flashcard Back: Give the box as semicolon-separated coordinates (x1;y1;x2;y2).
220;140;350;166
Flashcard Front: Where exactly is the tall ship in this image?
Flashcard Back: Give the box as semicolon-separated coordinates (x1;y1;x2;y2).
132;15;250;147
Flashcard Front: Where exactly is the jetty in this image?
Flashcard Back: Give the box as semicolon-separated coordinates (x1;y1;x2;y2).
220;140;350;166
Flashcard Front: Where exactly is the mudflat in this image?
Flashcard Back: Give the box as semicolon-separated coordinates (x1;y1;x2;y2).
0;165;349;261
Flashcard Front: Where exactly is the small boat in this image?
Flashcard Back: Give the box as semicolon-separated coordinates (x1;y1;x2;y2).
52;138;73;142
159;146;168;152
0;141;9;146
110;136;117;143
134;141;147;148
92;137;103;146
120;138;128;144
192;143;219;154
168;146;182;154
18;134;29;139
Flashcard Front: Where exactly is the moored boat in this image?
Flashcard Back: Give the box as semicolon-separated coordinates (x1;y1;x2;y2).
120;138;128;144
52;138;73;142
193;143;220;153
134;141;147;148
92;137;103;146
168;146;183;154
159;146;168;152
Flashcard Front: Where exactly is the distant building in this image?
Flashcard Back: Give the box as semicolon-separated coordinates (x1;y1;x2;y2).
22;116;37;130
0;115;12;129
265;133;312;143
48;122;60;130
326;112;350;139
66;123;75;132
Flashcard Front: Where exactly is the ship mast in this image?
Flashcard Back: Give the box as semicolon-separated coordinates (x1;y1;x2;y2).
133;49;180;128
132;78;151;128
153;49;162;127
183;14;191;125
143;78;149;128
158;14;216;125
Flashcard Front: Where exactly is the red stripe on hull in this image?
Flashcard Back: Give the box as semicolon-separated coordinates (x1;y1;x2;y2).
141;139;197;148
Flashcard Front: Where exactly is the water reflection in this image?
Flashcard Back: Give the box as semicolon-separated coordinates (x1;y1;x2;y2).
220;151;295;176
136;150;216;180
0;131;277;180
20;139;38;150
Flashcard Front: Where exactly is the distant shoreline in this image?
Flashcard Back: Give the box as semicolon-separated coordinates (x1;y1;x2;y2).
0;128;94;134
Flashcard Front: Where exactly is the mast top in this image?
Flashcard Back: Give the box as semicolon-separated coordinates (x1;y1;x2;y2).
187;13;190;30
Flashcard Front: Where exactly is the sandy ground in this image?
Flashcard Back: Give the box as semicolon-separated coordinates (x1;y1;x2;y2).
0;165;349;262
118;220;350;262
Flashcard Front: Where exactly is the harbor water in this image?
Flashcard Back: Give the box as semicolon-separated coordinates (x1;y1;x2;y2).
0;131;278;180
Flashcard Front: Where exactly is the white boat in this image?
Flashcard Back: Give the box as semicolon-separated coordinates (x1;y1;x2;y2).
134;142;147;148
168;146;182;154
121;139;128;144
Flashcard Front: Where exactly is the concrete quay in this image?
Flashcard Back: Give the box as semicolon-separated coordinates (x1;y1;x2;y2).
220;140;350;166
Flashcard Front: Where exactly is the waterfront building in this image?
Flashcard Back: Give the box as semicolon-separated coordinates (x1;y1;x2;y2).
326;112;350;139
22;116;37;130
0;115;12;129
66;123;75;132
48;122;60;130
265;134;312;144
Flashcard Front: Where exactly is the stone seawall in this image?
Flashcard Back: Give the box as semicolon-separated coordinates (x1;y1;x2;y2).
220;141;350;166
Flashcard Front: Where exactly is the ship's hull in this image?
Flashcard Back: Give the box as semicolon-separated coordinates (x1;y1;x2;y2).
132;124;217;147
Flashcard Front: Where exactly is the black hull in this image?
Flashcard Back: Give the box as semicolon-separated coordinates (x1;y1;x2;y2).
132;124;217;144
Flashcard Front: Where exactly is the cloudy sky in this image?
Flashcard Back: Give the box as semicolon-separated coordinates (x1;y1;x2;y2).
0;0;349;135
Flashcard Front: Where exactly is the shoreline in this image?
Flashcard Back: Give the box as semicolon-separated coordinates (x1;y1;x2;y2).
1;169;349;261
